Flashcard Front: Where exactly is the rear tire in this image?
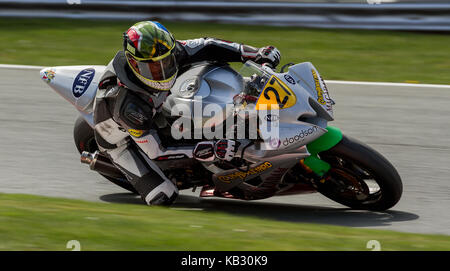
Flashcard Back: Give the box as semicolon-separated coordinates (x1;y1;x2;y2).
316;135;403;211
73;116;138;194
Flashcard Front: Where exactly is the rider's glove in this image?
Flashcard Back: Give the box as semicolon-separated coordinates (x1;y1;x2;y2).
193;140;239;162
214;139;239;161
255;46;281;68
193;141;216;162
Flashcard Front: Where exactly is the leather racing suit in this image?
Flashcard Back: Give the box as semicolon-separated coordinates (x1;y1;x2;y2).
93;38;278;205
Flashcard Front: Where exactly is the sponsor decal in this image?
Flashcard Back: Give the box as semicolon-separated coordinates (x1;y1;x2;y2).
41;69;56;83
264;114;279;122
218;162;273;183
311;69;332;110
283;126;319;146
269;137;281;148
135;139;148;144
72;68;95;98
126;110;147;126
319;75;332;111
186;38;203;48
128;129;144;138
311;69;325;105
284;74;296;85
156;154;187;161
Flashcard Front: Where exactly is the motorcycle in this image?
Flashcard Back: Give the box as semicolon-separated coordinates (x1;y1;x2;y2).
40;60;402;211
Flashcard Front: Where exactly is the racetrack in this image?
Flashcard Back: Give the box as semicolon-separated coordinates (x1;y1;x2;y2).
1;66;450;236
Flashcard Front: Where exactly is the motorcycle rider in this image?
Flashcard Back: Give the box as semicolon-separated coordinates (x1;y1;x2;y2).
93;21;281;205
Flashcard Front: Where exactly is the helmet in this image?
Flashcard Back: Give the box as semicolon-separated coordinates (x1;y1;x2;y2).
123;21;178;92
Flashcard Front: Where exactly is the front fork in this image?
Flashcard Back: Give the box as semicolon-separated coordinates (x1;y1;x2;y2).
303;126;343;176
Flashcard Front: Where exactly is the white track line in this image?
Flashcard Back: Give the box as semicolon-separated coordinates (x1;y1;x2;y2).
326;80;450;89
0;64;44;70
1;63;449;88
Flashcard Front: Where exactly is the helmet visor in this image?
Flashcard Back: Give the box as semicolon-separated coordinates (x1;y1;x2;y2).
126;51;177;81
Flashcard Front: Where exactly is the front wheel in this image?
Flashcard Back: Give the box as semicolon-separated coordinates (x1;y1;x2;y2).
315;135;403;211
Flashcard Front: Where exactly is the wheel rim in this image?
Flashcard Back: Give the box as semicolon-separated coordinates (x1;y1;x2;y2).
320;155;383;204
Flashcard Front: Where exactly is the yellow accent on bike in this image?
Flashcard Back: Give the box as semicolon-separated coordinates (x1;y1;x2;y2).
311;69;326;105
128;129;144;138
256;75;297;110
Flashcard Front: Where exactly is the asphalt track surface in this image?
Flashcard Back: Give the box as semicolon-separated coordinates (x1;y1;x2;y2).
1;66;449;236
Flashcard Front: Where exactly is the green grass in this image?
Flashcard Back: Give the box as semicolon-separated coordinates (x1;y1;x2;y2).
0;18;449;84
0;193;449;251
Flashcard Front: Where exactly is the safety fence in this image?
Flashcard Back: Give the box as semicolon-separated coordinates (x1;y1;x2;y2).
1;0;449;31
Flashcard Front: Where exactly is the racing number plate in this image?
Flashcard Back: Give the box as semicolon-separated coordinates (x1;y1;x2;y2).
256;75;297;110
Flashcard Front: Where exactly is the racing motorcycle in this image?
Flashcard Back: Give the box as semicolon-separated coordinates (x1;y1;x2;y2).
40;60;402;211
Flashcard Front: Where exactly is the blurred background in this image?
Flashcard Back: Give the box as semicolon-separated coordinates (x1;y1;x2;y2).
1;0;450;31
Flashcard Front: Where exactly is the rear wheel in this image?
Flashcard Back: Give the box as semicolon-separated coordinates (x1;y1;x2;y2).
315;135;402;211
73;116;138;194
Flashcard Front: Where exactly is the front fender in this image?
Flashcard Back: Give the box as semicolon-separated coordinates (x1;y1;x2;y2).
303;126;343;176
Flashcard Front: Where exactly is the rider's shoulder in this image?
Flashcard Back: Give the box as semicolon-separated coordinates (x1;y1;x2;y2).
176;38;206;48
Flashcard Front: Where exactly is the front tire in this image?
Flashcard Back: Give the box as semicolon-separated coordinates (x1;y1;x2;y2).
73;116;138;194
316;135;403;211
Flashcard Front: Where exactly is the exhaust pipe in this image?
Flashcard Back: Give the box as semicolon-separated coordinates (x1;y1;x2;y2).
81;151;124;179
80;151;95;165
